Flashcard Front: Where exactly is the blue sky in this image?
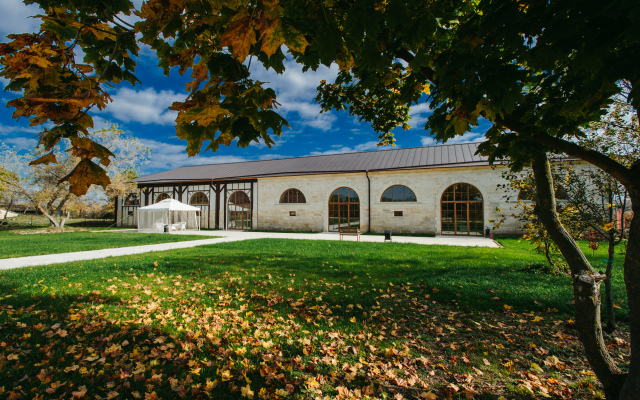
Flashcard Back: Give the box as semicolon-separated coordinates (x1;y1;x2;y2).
0;0;490;176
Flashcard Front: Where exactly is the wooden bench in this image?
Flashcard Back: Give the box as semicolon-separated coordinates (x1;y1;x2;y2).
339;227;360;241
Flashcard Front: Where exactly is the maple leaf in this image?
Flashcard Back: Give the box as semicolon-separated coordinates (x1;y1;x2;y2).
259;19;284;57
189;105;230;127
106;391;118;399
241;384;254;398
283;26;309;54
305;376;320;388
67;137;114;167
60;158;111;196
220;369;233;381
29;151;57;166
219;14;257;61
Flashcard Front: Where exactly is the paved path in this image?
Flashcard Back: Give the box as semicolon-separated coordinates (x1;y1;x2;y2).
1;230;500;270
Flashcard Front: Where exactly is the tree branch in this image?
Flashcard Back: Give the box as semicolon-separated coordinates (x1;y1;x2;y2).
531;132;634;189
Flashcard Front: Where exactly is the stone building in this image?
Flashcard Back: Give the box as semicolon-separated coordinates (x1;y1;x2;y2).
117;142;524;236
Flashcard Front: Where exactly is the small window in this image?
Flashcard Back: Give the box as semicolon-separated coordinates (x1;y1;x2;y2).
381;185;417;202
289;211;296;217
155;193;170;203
394;211;403;217
280;188;306;204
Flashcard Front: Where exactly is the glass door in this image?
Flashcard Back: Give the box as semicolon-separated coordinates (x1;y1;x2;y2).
228;191;251;230
328;187;360;232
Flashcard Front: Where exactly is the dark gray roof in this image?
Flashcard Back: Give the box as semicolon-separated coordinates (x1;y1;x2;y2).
135;142;489;185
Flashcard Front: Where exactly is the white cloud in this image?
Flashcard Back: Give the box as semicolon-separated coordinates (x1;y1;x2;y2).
0;0;42;40
251;60;339;131
409;102;432;128
97;87;183;125
3;136;38;149
141;138;247;172
420;131;486;146
0;123;42;136
0;77;10;90
308;141;387;156
258;153;287;161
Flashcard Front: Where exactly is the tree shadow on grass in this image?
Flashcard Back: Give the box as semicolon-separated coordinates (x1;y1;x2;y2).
0;256;621;400
161;244;576;316
0;289;292;399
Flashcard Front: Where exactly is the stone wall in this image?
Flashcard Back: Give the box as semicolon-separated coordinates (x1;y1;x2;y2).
254;165;524;235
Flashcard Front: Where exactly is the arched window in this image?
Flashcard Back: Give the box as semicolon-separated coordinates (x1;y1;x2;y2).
190;191;209;205
328;187;360;232
155;193;170;203
441;183;483;236
381;185;417;202
280;188;306;204
124;193;140;206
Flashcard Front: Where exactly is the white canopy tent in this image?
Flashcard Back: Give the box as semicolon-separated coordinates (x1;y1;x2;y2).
137;199;200;233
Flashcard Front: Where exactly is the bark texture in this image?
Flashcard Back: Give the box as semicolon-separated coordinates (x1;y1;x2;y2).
531;152;626;400
619;198;640;399
605;237;616;332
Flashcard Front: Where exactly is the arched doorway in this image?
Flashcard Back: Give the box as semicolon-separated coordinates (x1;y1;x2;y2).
441;183;483;236
228;191;251;230
328;187;360;232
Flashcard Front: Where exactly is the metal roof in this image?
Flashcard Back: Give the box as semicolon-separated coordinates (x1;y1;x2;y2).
135;142;490;185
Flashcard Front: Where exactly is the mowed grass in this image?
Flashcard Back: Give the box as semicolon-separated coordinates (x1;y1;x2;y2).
0;230;213;259
0;238;629;399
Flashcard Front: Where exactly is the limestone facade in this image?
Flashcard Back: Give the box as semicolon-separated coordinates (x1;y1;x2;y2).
253;164;523;235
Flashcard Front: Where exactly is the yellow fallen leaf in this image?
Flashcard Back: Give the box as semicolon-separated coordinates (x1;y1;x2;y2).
530;363;544;374
241;384;254;398
305;377;320;388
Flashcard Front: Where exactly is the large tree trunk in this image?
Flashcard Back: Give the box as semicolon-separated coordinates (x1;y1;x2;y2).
604;186;617;333
37;204;61;228
3;197;14;220
604;235;616;332
531;152;626;399
620;200;640;399
59;210;70;229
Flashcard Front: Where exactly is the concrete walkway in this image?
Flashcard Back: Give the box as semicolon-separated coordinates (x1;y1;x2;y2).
1;230;499;270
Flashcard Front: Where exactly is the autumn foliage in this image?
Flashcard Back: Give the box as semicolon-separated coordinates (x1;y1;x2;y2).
0;239;629;399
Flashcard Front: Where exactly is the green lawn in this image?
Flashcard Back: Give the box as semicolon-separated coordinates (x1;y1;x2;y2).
0;239;629;399
0;230;213;259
